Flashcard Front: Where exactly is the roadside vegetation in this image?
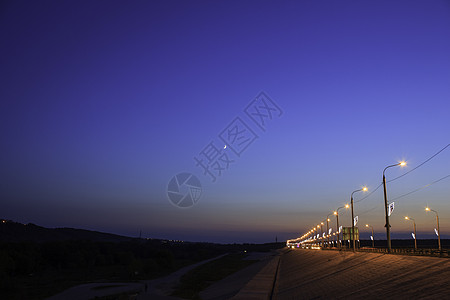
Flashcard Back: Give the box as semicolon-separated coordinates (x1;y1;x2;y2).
0;238;284;300
0;239;225;299
171;252;258;300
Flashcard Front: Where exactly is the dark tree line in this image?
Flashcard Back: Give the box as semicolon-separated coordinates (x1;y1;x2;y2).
0;239;230;277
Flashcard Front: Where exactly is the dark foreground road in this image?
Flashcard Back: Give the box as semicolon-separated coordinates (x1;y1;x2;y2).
273;249;450;299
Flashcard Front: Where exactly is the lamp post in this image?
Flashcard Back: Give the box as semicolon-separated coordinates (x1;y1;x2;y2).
404;216;417;251
365;224;374;248
425;207;441;251
350;187;367;252
319;222;324;247
317;224;322;246
326;213;333;248
382;161;406;253
314;227;318;246
334;204;349;249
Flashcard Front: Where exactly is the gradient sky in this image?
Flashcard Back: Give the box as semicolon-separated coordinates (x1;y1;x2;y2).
1;0;449;243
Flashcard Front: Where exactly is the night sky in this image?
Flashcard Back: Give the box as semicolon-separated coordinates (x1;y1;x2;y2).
1;0;449;243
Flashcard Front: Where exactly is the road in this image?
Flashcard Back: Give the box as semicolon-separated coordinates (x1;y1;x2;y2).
273;249;450;299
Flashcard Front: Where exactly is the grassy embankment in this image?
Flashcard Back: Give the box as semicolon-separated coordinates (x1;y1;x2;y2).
171;252;258;300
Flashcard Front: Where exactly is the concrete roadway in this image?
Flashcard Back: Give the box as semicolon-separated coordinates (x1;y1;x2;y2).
273;249;450;299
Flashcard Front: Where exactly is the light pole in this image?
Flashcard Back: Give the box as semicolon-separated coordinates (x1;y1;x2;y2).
333;211;339;248
425;207;441;251
382;161;406;253
404;216;417;251
316;225;320;246
365;224;374;248
312;228;316;246
351;187;367;252
317;222;323;247
334;204;349;249
326;213;333;248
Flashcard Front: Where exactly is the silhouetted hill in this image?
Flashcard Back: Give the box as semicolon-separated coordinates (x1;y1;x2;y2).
0;219;133;242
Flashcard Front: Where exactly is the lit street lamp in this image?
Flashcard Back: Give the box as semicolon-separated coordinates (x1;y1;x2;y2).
317;225;321;246
326;213;333;248
350;187;367;252
319;222;324;247
382;161;406;253
425;207;441;251
365;224;374;248
404;216;417;251
334;204;349;249
312;228;316;245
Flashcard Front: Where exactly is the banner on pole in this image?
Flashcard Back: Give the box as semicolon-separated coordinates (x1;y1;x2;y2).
388;202;395;216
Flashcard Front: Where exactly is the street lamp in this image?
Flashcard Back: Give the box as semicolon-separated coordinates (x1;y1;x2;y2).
326;213;333;248
334;204;349;249
365;224;374;248
382;161;406;253
350;187;368;252
312;227;316;244
314;225;320;246
404;216;417;251
425;207;441;251
319;223;324;247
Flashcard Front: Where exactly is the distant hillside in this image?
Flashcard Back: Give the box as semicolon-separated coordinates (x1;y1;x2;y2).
0;219;134;243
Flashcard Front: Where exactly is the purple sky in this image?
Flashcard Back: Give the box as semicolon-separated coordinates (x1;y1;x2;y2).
1;0;449;243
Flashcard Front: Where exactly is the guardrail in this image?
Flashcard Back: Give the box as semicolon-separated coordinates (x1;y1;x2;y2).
357;247;450;257
291;243;450;257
